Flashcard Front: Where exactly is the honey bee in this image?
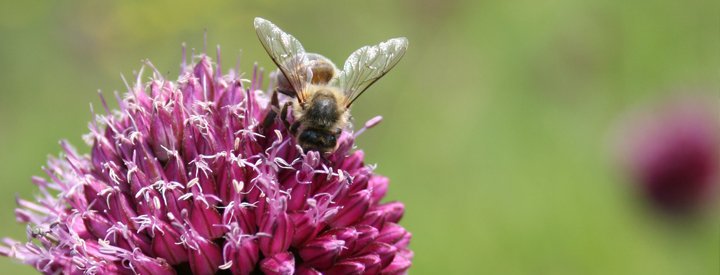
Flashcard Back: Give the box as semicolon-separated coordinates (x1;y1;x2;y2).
254;17;408;153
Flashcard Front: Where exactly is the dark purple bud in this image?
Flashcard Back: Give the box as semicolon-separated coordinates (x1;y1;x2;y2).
299;235;345;270
357;208;385;229
359;202;405;229
259;209;294;256
82;211;113;240
226;237;259;275
189;200;225;239
288;181;311;211
326;260;365;275
355;253;383;275
380;250;412;275
150;221;188;265
188;239;223;275
368;176;389;203
374;202;405;224
359;242;397;268
395;230;412;250
129;254;175;275
377;222;408;245
289;212;323;247
352;225;379;255
322;227;359;258
340;151;365;172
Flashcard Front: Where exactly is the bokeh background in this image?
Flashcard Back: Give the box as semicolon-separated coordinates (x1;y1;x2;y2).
1;1;718;274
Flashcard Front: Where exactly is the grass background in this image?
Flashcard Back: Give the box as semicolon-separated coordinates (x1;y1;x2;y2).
0;0;718;274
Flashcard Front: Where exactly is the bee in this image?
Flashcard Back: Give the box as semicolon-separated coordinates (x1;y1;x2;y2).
254;17;408;153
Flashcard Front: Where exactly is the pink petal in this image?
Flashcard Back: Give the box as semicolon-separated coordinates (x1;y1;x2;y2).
189;200;225;239
131;256;175;275
326;260;365;275
188;240;223;275
289;212;322;247
260;251;295;275
368;176;389;203
376;222;407;245
374;202;405;224
352;225;379;255
321;227;359;258
151;221;187;265
259;211;294;256
228;237;259;275
340;254;382;275
331;190;371;228
295;266;322;275
359;242;396;268
380;251;412;275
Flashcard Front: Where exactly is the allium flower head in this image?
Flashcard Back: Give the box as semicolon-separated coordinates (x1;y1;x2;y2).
614;96;720;214
1;45;412;274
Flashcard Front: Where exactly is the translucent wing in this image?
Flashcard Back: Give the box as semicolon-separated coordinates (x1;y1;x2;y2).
254;17;312;103
333;37;408;107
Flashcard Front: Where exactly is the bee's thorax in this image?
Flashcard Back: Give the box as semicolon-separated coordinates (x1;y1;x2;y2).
307;95;337;125
294;86;348;128
291;86;350;153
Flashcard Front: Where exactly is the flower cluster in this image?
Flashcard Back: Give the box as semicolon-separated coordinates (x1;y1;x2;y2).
0;47;412;274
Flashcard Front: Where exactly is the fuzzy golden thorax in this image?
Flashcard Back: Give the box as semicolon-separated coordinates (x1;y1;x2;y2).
292;85;350;152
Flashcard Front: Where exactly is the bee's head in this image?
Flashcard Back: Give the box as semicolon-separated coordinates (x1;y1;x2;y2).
297;128;338;153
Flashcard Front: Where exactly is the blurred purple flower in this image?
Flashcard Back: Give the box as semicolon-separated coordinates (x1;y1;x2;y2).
614;97;720;214
0;47;412;274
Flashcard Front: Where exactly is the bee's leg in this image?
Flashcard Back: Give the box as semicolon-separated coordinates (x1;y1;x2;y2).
289;120;299;136
261;110;277;130
280;101;293;132
277;88;296;97
270;88;280;107
261;90;281;130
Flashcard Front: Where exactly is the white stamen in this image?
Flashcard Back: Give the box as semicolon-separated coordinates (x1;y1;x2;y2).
219;261;233;270
187;178;199;188
153;196;161;209
232;180;244;194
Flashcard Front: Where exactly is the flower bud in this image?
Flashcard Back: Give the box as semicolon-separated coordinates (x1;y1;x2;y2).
188;239;223;275
380;250;412;275
331;190;372;228
260;251;295;275
359;242;397;268
299;235;345;269
326;260;365;275
259;209;294;256
226;237;259;275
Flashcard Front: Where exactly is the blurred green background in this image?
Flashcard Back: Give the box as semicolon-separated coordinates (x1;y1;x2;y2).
1;1;718;274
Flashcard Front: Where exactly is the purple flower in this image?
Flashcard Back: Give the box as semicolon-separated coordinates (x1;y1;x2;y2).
614;97;720;214
1;46;412;274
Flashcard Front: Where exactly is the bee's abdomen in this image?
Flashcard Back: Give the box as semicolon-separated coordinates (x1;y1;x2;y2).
308;57;335;85
297;128;337;153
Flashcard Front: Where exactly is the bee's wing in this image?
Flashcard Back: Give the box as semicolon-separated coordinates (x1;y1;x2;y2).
254;17;312;103
333;37;408;107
